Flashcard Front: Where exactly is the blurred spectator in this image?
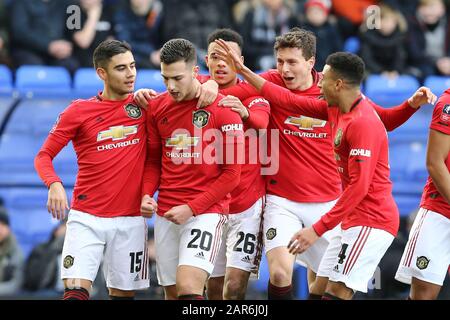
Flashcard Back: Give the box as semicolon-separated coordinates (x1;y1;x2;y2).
331;0;379;39
114;0;163;69
71;0;115;68
360;4;408;78
159;0;233;69
240;0;295;70
297;0;342;71
22;221;67;296
406;0;450;80
10;0;79;72
0;203;24;297
0;0;11;66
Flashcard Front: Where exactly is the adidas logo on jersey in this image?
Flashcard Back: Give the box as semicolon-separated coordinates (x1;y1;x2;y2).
241;255;251;264
134;274;141;282
333;265;340;273
195;252;205;260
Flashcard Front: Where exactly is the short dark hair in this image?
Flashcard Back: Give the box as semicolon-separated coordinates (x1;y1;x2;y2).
160;38;196;65
325;52;365;86
274;27;316;60
207;28;243;50
93;40;132;69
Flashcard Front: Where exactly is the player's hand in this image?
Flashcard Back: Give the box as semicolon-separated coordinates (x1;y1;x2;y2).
408;86;437;109
214;39;245;74
196;80;219;108
218;95;249;120
47;182;69;221
287;227;319;255
141;194;158;218
134;88;158;110
164;204;194;225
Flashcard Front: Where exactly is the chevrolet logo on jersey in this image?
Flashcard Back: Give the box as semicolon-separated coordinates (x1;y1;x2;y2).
166;134;200;150
284;116;326;130
97;125;138;141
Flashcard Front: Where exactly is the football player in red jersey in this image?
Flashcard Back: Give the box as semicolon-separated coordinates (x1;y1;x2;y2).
215;41;436;299
140;38;245;300
214;29;428;300
395;92;450;300
35;40;149;300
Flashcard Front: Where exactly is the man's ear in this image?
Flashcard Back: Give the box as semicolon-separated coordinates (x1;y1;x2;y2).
96;67;107;81
308;56;316;69
205;55;209;68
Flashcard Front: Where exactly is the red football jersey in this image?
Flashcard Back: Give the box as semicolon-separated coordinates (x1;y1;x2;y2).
222;70;418;205
200;75;270;213
35;94;147;217
261;81;400;236
143;93;244;216
420;90;450;219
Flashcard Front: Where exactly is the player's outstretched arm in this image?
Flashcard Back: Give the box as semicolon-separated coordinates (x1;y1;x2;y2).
371;87;437;132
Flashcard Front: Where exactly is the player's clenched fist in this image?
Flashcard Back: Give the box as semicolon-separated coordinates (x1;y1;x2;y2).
164;204;194;225
141;194;158;218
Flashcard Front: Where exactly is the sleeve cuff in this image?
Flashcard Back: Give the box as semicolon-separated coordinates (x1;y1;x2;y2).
186;201;198;216
312;219;329;237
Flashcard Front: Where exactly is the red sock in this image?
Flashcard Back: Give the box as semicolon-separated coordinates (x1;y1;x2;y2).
63;288;89;300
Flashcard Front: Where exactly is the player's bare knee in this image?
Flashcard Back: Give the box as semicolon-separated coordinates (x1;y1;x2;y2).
224;278;247;300
270;267;292;286
108;288;135;298
410;278;441;300
206;277;224;300
164;285;178;300
326;281;354;300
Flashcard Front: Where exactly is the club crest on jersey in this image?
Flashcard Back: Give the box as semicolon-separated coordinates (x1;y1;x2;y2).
284;116;326;131
166;134;200;150
192;110;210;129
124;104;142;119
63;255;74;269
266;228;277;240
416;256;430;270
334;128;343;147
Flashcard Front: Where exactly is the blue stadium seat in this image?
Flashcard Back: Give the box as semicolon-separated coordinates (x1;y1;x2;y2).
387;106;433;142
343;36;360;54
0;97;16;128
424;75;450;98
135;69;166;92
365;75;420;107
0;64;13;96
4;98;71;135
73;68;103;98
15;65;72;98
389;139;428;182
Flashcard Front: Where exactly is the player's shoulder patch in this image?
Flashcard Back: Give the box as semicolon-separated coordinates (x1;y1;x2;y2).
124;103;142;119
440;103;450;121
